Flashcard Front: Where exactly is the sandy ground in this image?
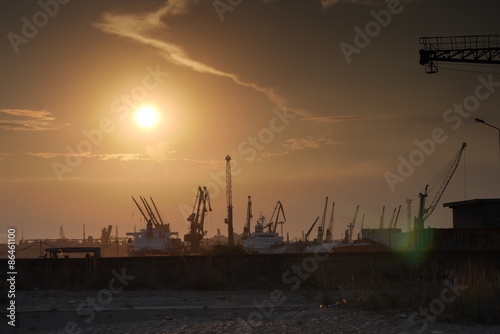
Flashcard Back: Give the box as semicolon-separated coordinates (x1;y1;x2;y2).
2;289;499;334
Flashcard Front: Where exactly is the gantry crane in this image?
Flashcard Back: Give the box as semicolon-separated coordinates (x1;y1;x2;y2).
317;197;329;241
185;186;211;252
414;142;467;230
419;34;500;73
225;155;234;245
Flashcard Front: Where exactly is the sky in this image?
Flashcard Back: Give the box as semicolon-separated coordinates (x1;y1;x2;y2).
0;0;499;243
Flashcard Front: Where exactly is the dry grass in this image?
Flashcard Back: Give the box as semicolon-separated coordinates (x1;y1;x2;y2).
315;260;500;324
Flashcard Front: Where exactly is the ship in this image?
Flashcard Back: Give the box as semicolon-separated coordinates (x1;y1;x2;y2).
242;215;285;254
126;196;182;256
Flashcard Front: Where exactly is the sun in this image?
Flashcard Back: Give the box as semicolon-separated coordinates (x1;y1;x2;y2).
134;105;159;128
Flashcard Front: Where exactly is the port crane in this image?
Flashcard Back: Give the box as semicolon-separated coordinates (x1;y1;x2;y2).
244;196;252;236
305;216;320;242
326;202;335;242
225;155;234;245
414;142;467;230
389;205;402;229
317;197;329;241
419;34;500;73
378;206;385;229
185;186;211;252
265;201;286;235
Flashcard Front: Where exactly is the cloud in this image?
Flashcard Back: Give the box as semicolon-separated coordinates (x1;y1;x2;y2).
284;136;340;151
320;0;414;9
93;0;305;116
0;109;57;131
301;114;393;123
261;136;340;159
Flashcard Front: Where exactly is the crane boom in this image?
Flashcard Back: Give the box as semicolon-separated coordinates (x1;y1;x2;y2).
393;205;401;229
419;34;500;73
306;216;320;241
415;142;467;230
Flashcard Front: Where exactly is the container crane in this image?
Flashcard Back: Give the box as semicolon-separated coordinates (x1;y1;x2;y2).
419;34;500;73
225;155;234;245
415;142;467;230
317;197;329;241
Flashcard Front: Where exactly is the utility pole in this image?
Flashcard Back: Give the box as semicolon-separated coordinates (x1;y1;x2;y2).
225;155;234;245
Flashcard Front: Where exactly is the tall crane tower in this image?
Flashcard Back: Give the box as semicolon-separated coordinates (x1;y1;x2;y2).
244;195;252;236
225;155;234;245
415;142;467;231
419;34;500;73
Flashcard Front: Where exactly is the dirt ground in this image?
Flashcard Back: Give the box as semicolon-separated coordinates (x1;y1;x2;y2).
2;289;500;334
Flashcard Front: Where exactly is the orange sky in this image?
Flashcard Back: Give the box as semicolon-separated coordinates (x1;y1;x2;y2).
1;0;499;242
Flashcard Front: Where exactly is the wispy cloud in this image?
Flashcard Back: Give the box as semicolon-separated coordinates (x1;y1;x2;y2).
93;0;305;116
261;136;340;159
0;109;57;131
301;114;393;123
321;0;414;9
284;136;340;151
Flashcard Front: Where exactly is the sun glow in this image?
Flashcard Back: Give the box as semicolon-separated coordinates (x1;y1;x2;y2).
135;105;159;128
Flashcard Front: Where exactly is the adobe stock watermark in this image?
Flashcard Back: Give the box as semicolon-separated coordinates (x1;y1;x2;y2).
7;0;71;54
51;64;168;182
237;243;331;333
213;0;243;21
384;74;500;192
49;267;135;334
178;106;296;218
340;0;404;64
401;277;467;334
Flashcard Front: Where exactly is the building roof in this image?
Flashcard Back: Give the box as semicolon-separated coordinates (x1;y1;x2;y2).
443;198;500;208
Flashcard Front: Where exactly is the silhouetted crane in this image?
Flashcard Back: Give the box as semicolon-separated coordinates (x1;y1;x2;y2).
419;34;500;73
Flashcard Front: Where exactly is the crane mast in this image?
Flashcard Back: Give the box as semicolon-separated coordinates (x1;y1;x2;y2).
225;155;234;245
244;196;252;236
415;142;467;230
419;34;500;73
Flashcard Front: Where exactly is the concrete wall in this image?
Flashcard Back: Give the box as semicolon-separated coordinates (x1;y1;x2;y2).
2;251;499;290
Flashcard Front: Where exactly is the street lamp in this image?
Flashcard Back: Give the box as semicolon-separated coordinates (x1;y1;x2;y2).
474;118;500;161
